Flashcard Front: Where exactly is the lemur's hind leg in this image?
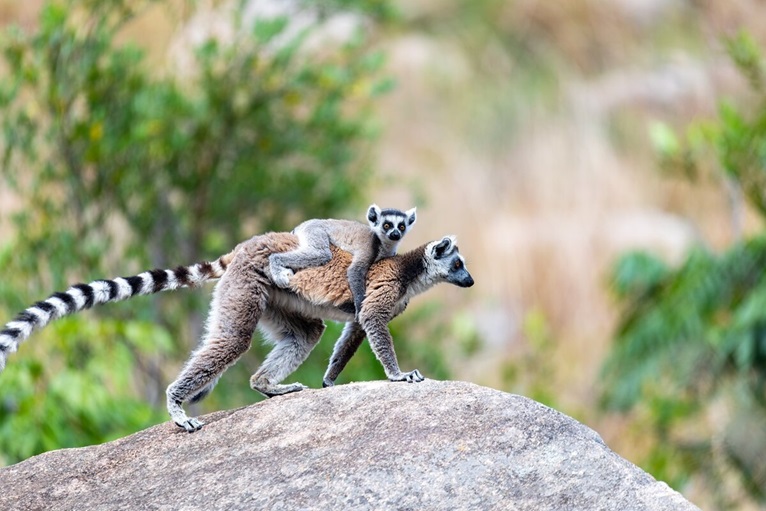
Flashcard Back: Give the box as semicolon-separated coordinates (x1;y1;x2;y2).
268;224;332;288
250;310;326;397
166;269;267;432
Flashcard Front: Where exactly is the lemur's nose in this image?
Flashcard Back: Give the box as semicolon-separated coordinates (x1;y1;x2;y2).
389;230;401;241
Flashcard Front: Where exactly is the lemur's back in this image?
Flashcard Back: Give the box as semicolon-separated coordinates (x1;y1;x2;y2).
296;219;373;254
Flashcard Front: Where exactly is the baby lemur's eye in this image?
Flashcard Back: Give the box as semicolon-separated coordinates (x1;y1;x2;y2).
453;259;463;270
383;222;392;230
398;223;406;232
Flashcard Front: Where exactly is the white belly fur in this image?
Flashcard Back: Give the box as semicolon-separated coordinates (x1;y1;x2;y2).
268;289;354;323
267;289;408;324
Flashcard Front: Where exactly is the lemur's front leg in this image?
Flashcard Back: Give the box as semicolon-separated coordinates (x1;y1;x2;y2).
323;321;366;387
358;293;423;383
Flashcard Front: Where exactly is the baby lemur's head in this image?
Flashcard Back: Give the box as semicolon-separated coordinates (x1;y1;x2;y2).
367;204;417;245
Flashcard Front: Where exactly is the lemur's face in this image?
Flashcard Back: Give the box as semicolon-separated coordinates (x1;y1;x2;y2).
426;236;474;288
367;205;417;243
380;215;408;241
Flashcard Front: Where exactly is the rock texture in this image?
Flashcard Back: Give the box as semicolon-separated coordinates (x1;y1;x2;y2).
0;380;698;511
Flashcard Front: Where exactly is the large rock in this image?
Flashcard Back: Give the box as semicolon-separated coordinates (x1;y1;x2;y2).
0;380;698;510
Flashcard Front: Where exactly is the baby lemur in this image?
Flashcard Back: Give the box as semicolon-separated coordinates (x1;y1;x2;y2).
0;229;473;432
269;204;417;316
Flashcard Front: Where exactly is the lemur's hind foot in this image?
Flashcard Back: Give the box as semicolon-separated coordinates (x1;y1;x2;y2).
250;377;308;398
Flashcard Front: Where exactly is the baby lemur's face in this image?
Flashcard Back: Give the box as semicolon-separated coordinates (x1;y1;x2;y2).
367;205;417;243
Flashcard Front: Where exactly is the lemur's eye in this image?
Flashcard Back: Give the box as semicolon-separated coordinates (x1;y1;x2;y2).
383;222;392;230
453;259;463;270
398;223;406;232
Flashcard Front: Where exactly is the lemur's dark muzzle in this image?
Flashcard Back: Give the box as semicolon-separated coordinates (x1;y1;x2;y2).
389;231;401;241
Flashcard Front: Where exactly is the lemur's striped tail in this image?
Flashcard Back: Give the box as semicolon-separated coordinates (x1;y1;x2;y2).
0;256;231;372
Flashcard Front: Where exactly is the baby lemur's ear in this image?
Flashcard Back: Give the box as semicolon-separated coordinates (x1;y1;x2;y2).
431;235;456;259
405;207;417;226
367;204;382;226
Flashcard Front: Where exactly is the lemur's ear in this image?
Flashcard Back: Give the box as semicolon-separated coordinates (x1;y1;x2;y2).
405;207;417;226
432;235;456;259
367;204;381;225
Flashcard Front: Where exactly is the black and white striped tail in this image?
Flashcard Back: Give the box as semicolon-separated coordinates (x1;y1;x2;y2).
0;258;229;372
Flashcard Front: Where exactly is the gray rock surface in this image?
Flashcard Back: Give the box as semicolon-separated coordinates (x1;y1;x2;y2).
0;380;699;511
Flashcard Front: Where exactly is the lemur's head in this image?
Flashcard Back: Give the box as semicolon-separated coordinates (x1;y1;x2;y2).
424;235;474;288
367;204;417;243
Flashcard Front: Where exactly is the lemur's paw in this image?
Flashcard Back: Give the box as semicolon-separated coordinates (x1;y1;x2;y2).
270;266;294;288
389;369;424;383
322;377;335;388
175;417;204;433
251;380;308;398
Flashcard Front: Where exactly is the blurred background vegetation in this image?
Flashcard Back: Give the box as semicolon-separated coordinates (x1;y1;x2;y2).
1;0;766;509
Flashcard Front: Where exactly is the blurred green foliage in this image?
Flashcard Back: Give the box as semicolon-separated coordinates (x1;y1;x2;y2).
603;31;766;507
0;0;455;465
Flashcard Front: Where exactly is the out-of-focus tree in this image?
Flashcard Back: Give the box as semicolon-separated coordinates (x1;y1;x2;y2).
602;32;766;508
0;0;407;463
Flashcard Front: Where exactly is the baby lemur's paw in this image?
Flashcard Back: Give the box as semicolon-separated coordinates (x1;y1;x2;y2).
389;369;425;383
270;266;294;288
322;377;335;388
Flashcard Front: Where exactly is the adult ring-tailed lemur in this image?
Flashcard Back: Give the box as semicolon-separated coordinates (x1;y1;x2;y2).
0;231;473;432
